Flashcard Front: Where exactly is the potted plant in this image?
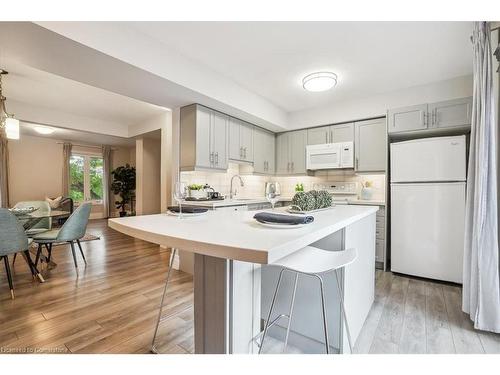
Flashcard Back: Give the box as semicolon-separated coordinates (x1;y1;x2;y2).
187;184;206;199
111;164;136;217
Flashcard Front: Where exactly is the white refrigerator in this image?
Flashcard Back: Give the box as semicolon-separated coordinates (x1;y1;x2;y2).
390;135;466;283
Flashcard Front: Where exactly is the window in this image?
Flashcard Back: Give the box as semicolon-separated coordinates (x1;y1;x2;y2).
70;154;104;204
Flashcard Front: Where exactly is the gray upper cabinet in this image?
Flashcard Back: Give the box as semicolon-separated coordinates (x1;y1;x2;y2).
355;118;387;172
387;104;428;134
277;130;307;175
253;127;275;174
429;97;472;129
388;97;472;135
180;104;229;171
229;118;254;162
307;123;354;145
307;126;330;145
331;123;354;142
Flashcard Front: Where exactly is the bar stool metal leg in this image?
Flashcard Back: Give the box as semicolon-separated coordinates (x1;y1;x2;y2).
151;248;177;354
259;268;285;354
316;275;330;354
334;269;353;353
283;272;299;353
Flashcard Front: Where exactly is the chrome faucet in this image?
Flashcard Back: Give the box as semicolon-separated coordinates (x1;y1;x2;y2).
230;175;245;199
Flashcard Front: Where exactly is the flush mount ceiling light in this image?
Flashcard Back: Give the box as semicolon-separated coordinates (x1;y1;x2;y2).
34;125;56;135
302;72;338;92
0;69;20;140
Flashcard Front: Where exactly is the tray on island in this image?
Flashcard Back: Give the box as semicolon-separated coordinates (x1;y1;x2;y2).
286;205;335;215
185;197;224;201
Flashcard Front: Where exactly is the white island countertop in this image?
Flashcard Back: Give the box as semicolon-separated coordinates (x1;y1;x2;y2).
109;205;378;264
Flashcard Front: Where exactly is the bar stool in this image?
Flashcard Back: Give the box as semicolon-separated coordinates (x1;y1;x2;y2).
259;246;357;354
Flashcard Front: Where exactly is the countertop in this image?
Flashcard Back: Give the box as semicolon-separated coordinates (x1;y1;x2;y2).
109;205;378;264
182;196;385;208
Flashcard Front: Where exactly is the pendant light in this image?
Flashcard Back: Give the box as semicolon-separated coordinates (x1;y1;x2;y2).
0;69;20;140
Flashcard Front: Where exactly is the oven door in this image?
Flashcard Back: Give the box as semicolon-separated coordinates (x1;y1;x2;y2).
306;143;341;170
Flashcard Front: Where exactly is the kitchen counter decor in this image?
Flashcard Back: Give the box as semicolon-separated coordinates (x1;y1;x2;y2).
291;190;333;212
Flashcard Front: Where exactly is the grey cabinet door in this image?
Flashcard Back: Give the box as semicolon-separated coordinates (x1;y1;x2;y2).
211;112;228;170
276;133;290;174
429;97;472;129
307;126;330;145
331;122;354;143
266;131;276;174
253;128;275;174
289;130;307;174
387;104;428;134
355;118;387;172
195;106;213;169
240;121;254;162
228;118;241;161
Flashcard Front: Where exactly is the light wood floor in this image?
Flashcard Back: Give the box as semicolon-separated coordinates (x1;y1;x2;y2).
0;219;498;354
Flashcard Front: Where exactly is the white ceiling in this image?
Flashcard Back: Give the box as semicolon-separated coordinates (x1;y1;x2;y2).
2;60;167;128
129;21;473;112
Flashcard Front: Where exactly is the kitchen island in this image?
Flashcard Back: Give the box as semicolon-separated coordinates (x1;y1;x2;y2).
108;204;377;354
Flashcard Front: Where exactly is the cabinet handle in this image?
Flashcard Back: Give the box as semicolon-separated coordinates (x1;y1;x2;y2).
291;161;294;172
215;152;219;165
356;157;359;170
287;162;290;172
210;152;214;165
244;147;247;159
433;111;438;126
423;112;428;127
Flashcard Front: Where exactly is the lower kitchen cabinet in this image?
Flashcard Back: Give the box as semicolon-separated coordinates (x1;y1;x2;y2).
375;206;386;268
355;118;387;172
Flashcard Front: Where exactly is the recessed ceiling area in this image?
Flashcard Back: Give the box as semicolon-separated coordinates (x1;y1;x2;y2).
1;59;168;134
129;21;473;112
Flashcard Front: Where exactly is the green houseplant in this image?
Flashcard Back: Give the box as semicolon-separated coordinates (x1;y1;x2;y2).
111;164;136;217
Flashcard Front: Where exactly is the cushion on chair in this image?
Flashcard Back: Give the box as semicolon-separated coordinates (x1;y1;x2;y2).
32;229;61;243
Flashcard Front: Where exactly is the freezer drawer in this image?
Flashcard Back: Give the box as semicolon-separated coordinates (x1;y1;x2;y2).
390;182;465;283
390;135;466;182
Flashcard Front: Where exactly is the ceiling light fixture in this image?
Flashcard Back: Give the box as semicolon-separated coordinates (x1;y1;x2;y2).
0;69;20;140
34;125;55;135
302;72;338;92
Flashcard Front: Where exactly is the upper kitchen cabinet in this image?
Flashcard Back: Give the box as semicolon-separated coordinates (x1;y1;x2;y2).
387;104;428;134
307;126;330;145
355;118;387;172
180;104;229;171
253;127;275;174
229;118;254;163
277;130;307;175
428;97;472;129
388;97;472;135
307;123;354;145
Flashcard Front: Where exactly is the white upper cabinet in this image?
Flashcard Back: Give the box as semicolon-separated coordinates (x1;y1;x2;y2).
307;123;354;145
229;118;254;162
180;104;229;171
355;118;387;172
253;127;275;174
428;97;472;129
387;104;428;134
388;97;472;135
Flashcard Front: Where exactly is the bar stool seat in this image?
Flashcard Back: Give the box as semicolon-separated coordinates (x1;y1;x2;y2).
259;246;357;354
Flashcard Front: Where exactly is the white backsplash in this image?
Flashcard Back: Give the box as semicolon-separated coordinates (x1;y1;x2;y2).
180;163;386;201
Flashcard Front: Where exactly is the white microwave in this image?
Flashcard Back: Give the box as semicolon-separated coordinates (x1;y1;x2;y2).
306;142;354;170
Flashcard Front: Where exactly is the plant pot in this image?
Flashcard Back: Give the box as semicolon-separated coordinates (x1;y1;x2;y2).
189;189;207;199
119;211;127;217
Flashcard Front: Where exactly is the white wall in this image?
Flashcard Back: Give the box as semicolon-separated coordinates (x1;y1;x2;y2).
288;75;473;129
135;137;162;215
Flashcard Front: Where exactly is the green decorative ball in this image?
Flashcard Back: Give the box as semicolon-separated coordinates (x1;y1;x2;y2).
291;191;316;211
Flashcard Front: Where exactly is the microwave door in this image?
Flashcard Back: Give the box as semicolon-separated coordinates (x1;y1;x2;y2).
307;144;341;169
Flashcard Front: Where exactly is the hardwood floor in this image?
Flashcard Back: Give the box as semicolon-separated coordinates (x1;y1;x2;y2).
0;219;498;354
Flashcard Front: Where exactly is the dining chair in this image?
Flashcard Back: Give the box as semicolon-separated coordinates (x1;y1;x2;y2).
13;201;52;236
0;208;45;299
32;202;92;270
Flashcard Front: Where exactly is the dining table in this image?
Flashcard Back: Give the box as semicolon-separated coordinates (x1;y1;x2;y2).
10;209;70;282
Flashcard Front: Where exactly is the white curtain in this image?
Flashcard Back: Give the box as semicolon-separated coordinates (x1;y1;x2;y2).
102;145;112;218
462;21;500;333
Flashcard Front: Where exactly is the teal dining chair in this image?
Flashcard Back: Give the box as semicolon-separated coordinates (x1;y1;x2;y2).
32;202;92;270
0;208;44;299
13;201;52;236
